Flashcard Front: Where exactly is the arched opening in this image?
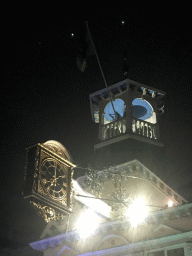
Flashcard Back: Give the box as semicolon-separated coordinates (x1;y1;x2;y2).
131;99;157;139
102;99;126;140
104;99;125;124
132;98;156;124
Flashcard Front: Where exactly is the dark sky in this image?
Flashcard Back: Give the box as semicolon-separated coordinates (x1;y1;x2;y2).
1;12;192;249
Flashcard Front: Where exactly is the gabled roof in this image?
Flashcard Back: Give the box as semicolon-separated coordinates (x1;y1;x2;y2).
76;160;187;213
151;224;182;239
89;79;166;122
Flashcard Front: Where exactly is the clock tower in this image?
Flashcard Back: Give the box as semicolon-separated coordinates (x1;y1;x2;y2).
89;79;166;171
89;78;166;151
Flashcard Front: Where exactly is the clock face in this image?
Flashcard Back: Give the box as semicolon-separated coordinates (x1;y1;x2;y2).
40;158;68;200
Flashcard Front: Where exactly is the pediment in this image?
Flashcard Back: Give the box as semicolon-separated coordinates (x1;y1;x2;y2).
76;160;187;217
94;234;129;251
55;245;77;256
151;224;182;239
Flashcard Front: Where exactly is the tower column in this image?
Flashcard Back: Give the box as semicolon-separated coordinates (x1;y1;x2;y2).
124;88;133;134
153;101;160;140
99;113;105;140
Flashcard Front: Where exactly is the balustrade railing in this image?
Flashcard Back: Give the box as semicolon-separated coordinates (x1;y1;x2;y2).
132;118;157;140
101;117;158;141
101;118;126;140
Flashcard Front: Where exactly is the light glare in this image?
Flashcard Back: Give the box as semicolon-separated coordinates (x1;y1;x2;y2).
168;200;174;207
127;198;147;226
73;180;111;218
75;209;99;239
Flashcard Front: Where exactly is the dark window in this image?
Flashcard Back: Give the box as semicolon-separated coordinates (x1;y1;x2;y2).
50;225;56;231
148;251;164;256
167;248;184;256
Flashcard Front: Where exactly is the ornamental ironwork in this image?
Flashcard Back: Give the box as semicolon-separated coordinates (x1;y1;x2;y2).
84;165;135;214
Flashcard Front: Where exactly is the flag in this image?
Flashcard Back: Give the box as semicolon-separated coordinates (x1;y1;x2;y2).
76;23;95;72
121;21;129;78
122;44;129;78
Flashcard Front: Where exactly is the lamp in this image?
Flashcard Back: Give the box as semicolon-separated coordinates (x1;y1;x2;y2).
126;198;148;226
75;209;99;239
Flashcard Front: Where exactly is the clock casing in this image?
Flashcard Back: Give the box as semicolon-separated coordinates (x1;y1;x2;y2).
23;141;76;222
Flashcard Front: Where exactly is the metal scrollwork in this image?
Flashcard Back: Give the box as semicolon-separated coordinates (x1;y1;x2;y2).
85;168;103;197
23;150;29;183
84;165;135;215
110;167;126;213
33;147;41;192
30;201;65;223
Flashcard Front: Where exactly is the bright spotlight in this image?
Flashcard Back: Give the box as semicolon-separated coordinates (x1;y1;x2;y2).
127;198;148;226
75;209;99;239
168;200;174;207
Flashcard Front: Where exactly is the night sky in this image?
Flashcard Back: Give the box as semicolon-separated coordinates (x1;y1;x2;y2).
1;12;192;249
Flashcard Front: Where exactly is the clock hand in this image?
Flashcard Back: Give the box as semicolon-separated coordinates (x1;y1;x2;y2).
47;175;57;187
47;179;55;187
53;162;58;186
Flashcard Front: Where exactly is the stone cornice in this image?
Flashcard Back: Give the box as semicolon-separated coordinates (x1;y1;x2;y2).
30;203;192;252
79;232;192;256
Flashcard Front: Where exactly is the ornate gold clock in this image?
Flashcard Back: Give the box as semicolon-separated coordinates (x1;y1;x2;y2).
40;158;68;200
23;140;76;222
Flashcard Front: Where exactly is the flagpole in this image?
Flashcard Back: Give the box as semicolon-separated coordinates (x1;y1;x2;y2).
85;21;117;120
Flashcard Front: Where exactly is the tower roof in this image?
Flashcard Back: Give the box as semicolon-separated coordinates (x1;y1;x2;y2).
89;79;166;122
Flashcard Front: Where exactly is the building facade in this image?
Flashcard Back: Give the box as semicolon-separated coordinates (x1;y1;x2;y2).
19;79;192;255
29;160;192;256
